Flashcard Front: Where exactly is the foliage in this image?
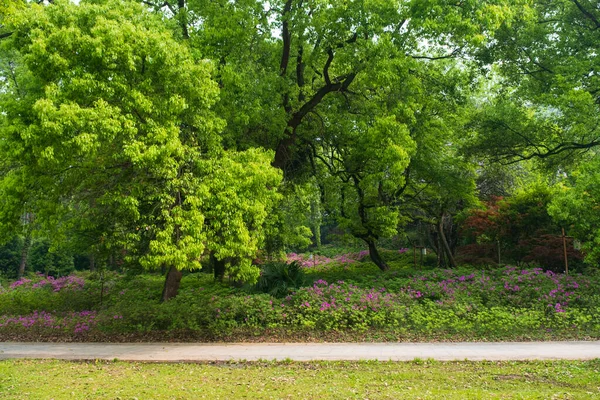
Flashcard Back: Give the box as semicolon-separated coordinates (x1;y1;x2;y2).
0;272;95;315
255;261;305;298
0;0;219;274
0;310;98;335
171;0;525;271
0;237;22;278
2;263;600;340
549;158;600;266
0;0;599;309
459;184;584;270
197;148;282;283
28;239;75;277
0;0;284;296
470;0;600;166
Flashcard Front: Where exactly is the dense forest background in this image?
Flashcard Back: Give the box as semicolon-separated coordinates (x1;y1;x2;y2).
1;0;599;300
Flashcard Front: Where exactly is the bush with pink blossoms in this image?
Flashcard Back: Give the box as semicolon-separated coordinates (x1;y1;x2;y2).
399;266;595;313
283;279;412;331
0;273;95;316
0;263;599;340
286;251;372;269
9;273;85;292
0;310;98;335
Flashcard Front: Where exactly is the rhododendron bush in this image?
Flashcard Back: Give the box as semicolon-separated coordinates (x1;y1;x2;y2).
1;265;599;340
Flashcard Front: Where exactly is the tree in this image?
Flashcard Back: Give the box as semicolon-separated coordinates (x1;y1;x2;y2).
194;149;282;283
0;0;281;300
549;157;600;266
166;0;522;269
144;0;525;169
470;0;600;165
316;113;415;271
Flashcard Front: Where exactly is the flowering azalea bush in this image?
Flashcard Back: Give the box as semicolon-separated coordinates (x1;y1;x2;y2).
0;273;95;316
10;274;85;292
400;266;592;313
0;310;98;335
0;265;599;339
286;249;409;269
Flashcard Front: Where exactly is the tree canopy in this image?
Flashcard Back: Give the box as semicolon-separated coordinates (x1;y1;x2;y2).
1;0;599;298
470;0;600;166
0;0;282;299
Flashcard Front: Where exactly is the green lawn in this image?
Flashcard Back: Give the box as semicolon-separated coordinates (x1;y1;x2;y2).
1;359;599;399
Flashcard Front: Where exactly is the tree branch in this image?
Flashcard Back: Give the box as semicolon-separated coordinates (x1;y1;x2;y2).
571;0;600;29
323;48;334;86
290;72;357;128
410;48;461;60
279;0;293;76
297;45;305;102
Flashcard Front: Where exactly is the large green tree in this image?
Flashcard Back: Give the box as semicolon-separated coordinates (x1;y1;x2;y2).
549;157;600;266
470;0;600;165
146;0;523;268
143;0;524;165
0;0;281;299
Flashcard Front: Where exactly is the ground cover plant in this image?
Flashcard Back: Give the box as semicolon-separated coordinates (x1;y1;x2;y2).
1;252;599;342
1;359;599;399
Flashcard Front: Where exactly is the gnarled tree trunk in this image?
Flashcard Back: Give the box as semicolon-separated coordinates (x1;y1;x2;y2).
366;238;389;272
438;213;457;268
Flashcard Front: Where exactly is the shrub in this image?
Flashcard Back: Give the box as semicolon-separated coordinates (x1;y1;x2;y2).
255;261;305;298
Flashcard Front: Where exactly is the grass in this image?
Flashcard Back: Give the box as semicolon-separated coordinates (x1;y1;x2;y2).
1;359;599;399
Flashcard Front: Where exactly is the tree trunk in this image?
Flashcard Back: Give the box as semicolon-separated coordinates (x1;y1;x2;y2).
366;239;389;272
314;223;322;249
311;200;322;249
89;253;96;272
211;253;226;281
18;233;32;279
272;134;296;171
438;214;457;268
161;266;183;302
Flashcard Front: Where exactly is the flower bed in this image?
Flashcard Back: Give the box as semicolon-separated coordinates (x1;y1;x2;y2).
1;266;599;341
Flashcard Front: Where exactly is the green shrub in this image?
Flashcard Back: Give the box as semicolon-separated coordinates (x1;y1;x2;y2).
255;261;305;298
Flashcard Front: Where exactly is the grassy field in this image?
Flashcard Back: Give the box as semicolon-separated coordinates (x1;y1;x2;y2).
1;359;599;399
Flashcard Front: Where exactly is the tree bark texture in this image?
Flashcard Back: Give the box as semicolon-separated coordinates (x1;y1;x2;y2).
161;266;183;302
438;213;457;268
366;239;389;272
